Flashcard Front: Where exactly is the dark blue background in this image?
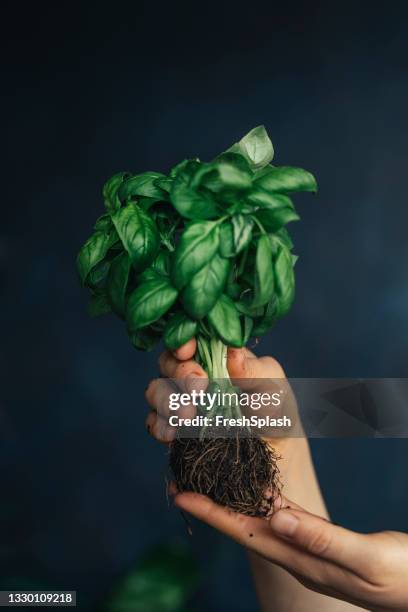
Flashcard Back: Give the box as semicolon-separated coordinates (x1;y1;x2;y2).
2;2;408;610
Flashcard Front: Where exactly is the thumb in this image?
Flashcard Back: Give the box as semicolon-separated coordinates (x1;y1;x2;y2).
269;498;373;573
227;348;285;389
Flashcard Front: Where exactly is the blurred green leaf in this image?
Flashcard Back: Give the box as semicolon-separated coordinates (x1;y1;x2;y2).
104;543;199;612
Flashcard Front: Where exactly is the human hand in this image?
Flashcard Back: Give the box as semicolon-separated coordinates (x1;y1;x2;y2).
172;490;408;612
144;337;298;450
144;338;312;510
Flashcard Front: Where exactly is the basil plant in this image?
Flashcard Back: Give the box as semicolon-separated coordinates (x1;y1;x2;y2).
77;127;317;378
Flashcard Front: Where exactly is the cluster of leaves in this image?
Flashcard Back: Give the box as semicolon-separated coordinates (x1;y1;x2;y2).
77;126;317;352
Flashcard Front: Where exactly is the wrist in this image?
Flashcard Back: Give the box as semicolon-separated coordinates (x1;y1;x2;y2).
270;437;328;518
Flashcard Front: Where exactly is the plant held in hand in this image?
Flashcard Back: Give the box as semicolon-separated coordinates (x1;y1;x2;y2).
77;126;317;516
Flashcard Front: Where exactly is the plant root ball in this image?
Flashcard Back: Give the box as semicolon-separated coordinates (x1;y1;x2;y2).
169;435;281;517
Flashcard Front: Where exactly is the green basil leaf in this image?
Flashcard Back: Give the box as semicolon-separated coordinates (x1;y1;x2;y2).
88;293;112;317
77;229;117;285
236;299;264;317
154;176;173;193
207;294;243;347
181;254;230;319
214;152;253;175
219;222;235;258
248;190;297;234
103;172;129;213
171;221;219;290
242;315;254;344
256;207;300;232
274;245;295;317
226;200;255;215
94;213;113;231
235;235;274;312
192;162;252;193
252;165;274;180
274;227;294;251
254;166;317;193
152;251;170;275
128;328;160;351
253;234;274;307
225;280;240;300
227;125;274;169
137;251;170;283
112;202;160;272
107;252;132;317
170;161;220;219
269;230;295;257
164;312;198;349
237;243;256;283
246;189;293;210
118;172;168;201
232;214;254;254
251;298;278;336
169;158;192;178
87;259;111;290
137;268;162;283
126;278;178;331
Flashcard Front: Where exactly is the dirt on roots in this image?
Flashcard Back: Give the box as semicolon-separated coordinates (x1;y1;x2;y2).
169;434;281;517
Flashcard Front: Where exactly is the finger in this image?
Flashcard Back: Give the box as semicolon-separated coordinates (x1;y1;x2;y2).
269;499;375;574
273;495;306;513
159;350;207;380
173;491;279;549
172;492;351;593
145;378;174;417
173;491;373;600
172;338;197;361
146;378;198;422
227;348;285;390
274;495;332;519
172;490;315;576
152;412;174;443
145;411;172;443
227;347;284;378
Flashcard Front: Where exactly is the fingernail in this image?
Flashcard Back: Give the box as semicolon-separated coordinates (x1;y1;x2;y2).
271;511;299;537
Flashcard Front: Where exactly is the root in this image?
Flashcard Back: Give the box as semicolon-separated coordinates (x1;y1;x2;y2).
169;434;281;517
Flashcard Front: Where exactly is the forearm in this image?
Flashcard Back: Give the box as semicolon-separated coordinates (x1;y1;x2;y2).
249;552;364;612
274;437;328;516
248;438;363;611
